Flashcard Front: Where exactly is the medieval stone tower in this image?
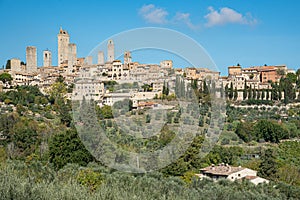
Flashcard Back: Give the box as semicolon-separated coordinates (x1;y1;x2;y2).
85;56;93;65
57;27;70;66
124;51;132;68
26;46;37;73
98;51;104;65
10;58;22;72
67;43;77;73
107;39;114;63
43;50;52;67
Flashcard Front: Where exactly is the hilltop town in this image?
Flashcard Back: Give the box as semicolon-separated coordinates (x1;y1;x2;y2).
0;28;300;199
1;28;299;108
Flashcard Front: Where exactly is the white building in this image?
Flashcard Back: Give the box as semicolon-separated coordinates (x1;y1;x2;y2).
73;79;105;101
197;164;269;185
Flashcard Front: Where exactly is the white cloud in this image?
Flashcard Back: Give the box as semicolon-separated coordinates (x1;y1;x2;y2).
173;12;200;30
205;6;257;27
139;4;168;24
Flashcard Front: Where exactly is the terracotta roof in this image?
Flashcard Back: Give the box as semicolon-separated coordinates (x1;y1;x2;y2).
138;101;157;107
200;164;244;176
244;175;257;180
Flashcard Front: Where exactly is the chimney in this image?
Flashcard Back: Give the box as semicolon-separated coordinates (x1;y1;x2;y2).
211;164;215;170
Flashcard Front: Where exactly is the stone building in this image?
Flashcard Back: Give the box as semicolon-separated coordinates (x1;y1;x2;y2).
13;72;37;86
107;39;114;63
67;43;77;73
102;92;132;107
43;50;52;67
197;164;269;185
10;58;23;72
228;65;242;76
184;67;197;80
73;79;105;101
111;60;123;80
57;27;70;66
197;68;220;80
160;60;173;69
85;56;93;65
26;46;37;73
123;51;132;69
98;51;104;65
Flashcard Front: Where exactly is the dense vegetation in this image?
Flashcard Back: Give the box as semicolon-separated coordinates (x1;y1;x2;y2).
0;161;300;200
0;75;300;199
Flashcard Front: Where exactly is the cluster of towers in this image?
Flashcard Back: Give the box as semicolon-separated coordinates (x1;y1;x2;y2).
10;27;122;74
57;28;76;67
57;27;116;68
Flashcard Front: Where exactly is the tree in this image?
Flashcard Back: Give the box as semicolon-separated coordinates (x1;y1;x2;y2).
266;87;270;100
257;90;261;100
254;120;286;143
203;79;209;95
49;129;94;170
243;81;247;100
5;60;11;69
258;149;279;180
271;83;279;101
224;84;229;99
235;122;254;142
96;105;113;119
191;79;198;90
146;114;151;123
0;73;12;84
142;84;151;92
162;81;169;96
175;75;181;98
248;85;252;100
11;119;41;159
286;73;297;83
252;87;256;99
261;89;265;100
47;81;67;104
47;81;71;125
295;68;300;88
296;68;300;77
56;75;65;83
280;78;296;104
233;87;238;100
228;82;234;100
220;82;224;98
277;68;285;76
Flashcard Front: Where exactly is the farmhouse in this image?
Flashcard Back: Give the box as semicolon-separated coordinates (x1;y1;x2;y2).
196;163;269;185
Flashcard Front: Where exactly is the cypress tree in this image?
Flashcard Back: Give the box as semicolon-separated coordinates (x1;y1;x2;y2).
225;84;229;99
229;82;234;100
257;90;261;100
266;87;270;100
253;87;256;99
234;87;238;100
261;89;265;100
243;81;247;100
248;85;252;100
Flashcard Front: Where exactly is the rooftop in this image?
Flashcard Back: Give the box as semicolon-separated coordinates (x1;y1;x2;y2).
200;164;245;176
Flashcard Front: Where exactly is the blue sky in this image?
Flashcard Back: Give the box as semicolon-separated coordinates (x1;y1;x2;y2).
0;0;300;75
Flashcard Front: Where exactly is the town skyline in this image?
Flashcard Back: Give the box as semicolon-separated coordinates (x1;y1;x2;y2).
1;0;300;75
